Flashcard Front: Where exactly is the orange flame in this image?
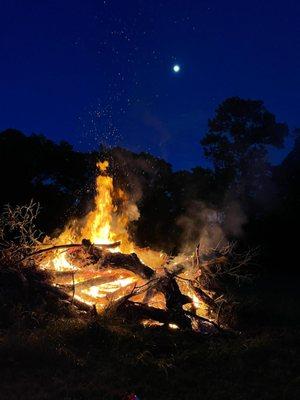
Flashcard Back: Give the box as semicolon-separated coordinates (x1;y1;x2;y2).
82;164;114;244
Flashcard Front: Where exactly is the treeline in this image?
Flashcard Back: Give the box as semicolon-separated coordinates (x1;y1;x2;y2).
0;97;299;273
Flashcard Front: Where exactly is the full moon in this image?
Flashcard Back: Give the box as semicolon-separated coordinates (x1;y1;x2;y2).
173;64;180;73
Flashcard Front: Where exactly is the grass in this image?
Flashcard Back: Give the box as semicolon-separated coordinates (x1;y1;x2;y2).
0;273;299;399
0;316;299;399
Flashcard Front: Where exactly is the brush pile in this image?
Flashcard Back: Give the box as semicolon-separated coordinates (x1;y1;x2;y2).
0;201;253;334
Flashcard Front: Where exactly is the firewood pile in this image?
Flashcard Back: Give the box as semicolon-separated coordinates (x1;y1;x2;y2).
0;200;254;334
0;164;253;334
26;238;253;334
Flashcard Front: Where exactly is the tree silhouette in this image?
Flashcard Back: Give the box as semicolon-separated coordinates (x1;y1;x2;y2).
201;97;289;202
0;129;95;233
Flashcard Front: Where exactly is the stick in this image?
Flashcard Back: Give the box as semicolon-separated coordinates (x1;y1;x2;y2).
22;241;121;260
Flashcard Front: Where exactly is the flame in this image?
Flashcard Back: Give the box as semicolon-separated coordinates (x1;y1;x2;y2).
82;165;114;244
47;162;137;253
52;251;77;271
98;160;109;172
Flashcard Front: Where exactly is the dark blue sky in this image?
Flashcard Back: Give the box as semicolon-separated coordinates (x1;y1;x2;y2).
1;0;299;170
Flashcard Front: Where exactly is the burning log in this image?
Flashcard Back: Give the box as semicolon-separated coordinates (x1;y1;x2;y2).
156;272;192;311
105;281;138;303
33;234;250;334
189;282;216;310
22;240;121;261
116;300;220;334
60;272;126;292
101;252;155;280
106;271;197;330
62;240;155;280
52;270;108;285
47;244;222;333
43;283;93;313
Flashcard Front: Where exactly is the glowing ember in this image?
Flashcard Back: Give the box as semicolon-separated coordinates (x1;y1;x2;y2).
168;323;179;330
141;319;164;327
83;277;137;299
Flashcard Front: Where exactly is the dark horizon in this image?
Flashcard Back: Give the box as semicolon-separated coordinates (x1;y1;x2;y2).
1;0;299;170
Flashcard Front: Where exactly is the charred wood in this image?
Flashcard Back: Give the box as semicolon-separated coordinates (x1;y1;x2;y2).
23;240;121;261
101;252;155;280
189;283;216;310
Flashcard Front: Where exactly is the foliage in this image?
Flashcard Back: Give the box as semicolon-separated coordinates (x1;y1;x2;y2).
0;200;42;260
0;203;72;329
0;129;96;233
201;97;289;199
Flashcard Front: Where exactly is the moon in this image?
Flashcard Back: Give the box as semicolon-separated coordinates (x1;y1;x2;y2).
173;64;180;73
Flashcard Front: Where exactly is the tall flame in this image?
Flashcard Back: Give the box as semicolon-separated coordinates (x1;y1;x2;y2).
82;162;114;244
47;161;164;268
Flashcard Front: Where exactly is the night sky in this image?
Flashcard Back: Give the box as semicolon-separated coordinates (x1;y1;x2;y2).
1;0;299;170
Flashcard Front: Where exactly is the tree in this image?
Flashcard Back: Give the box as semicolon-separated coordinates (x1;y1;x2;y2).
201;97;288;200
0;129;93;233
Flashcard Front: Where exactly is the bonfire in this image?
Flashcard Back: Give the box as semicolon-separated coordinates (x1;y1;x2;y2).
2;161;252;334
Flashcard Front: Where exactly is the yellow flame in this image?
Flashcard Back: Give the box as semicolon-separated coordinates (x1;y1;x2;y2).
46;161;165;269
53;161;136;255
52;251;77;271
82;171;114;244
98;160;109;172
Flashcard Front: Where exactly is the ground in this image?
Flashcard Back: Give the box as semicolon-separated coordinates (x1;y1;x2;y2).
0;278;299;400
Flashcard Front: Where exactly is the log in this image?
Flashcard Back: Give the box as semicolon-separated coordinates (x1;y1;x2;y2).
62;272;129;291
117;300;220;333
189;283;216;310
105;281;138;303
52;270;107;285
45;283;93;312
22;240;121;261
101;252;155;280
155;273;192;311
31;239;226;334
58;241;156;280
117;300;189;327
